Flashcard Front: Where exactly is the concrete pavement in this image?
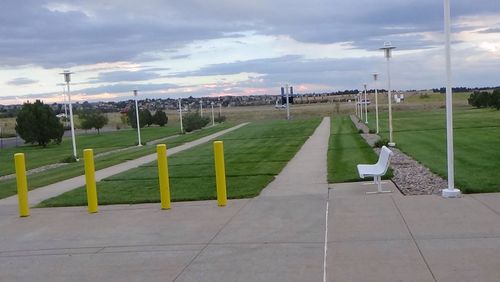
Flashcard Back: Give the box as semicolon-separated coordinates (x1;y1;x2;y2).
2;116;500;281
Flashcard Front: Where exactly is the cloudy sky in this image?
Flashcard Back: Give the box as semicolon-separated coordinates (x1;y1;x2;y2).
0;0;499;105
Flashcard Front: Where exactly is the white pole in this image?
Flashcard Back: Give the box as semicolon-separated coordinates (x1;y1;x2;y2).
355;94;358;116
387;58;394;146
61;71;78;161
200;99;203;117
211;102;215;126
359;92;363;121
133;90;142;146
285;84;290;120
373;74;379;134
442;0;461;198
178;98;184;133
62;86;68;122
364;84;368;124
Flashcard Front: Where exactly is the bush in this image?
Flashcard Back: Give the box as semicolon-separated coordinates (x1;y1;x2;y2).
490;89;500;110
368;129;376;134
214;115;226;123
468;91;491;108
374;138;389;148
61;155;78;163
183;112;210;132
358;129;364;134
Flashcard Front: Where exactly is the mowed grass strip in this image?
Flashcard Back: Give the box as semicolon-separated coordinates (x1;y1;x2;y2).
0;126;180;176
327;116;382;183
366;108;500;193
38;118;321;207
0;124;232;200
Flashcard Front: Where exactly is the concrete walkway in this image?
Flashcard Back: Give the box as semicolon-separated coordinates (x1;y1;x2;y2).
0;123;248;208
2;116;500;281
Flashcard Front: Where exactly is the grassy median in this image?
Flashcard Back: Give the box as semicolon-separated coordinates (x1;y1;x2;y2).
327;116;381;183
38;118;321;207
0;124;232;199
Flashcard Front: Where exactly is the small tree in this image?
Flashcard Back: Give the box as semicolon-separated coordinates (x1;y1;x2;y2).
79;109;108;134
153;110;168;127
15;100;64;146
127;106;147;129
143;109;153;127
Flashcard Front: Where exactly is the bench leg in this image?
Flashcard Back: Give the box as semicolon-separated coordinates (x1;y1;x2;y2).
366;176;392;194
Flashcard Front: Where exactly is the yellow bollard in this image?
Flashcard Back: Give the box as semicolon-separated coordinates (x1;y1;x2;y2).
156;144;171;210
14;153;29;217
213;141;227;206
84;149;98;213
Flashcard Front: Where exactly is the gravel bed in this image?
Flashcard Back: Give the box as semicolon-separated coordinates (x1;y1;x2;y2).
350;115;447;195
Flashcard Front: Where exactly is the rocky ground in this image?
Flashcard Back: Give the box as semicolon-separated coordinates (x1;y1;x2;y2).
351;115;446;195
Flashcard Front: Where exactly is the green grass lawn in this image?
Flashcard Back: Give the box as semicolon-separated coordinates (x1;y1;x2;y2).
38;118;321;207
0;124;232;200
0;126;182;176
366;107;500;193
327;116;383;183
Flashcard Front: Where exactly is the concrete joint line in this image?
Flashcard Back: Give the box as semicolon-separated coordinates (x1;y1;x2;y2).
391;196;437;282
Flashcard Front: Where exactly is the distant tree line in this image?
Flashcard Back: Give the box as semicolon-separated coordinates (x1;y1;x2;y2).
433;86;499;93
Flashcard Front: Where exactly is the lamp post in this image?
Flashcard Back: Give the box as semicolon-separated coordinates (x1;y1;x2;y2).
133;90;142;146
285;84;290;120
364;84;368;124
373;73;380;134
354;93;358;116
211;102;215;126
442;0;461;198
60;70;78;161
359;92;363;121
178;98;184;133
380;41;396;147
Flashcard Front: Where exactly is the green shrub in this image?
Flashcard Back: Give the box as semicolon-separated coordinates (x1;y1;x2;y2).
368;129;376;134
214;115;226;123
468;91;491;108
374;138;389;148
183;112;210;132
61;155;78;163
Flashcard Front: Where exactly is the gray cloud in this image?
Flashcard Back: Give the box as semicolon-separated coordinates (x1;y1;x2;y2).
1;0;499;69
478;28;500;33
89;70;163;83
76;82;178;95
7;77;38;85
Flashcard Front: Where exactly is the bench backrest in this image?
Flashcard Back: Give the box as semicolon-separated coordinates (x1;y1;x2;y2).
375;146;393;175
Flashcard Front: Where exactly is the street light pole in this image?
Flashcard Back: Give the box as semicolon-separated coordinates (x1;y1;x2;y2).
373;73;380;134
200;99;203;117
133;90;142;146
211;102;215;126
285;84;290;120
178;98;184;133
381;41;396;147
60;70;78;161
442;0;461;198
359;92;363;121
364;84;368;124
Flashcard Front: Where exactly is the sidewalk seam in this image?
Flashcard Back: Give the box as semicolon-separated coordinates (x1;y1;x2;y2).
172;198;253;281
391;196;437;282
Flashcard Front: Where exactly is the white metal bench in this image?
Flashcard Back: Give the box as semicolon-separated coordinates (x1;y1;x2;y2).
357;146;393;194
